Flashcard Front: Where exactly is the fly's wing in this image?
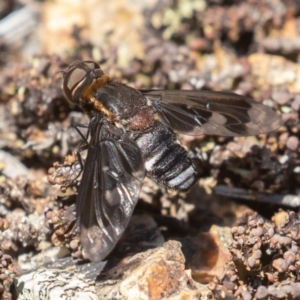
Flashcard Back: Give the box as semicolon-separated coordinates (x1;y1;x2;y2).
76;130;144;262
142;90;282;136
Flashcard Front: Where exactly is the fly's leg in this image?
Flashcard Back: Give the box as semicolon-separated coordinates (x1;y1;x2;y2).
48;122;90;190
70;122;91;182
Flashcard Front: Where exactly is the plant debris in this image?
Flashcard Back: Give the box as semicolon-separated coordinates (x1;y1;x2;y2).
210;211;300;299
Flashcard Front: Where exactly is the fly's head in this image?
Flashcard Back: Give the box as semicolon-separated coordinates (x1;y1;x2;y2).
62;61;109;114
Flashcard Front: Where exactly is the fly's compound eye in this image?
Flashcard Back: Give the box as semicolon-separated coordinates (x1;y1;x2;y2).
62;61;102;103
63;67;88;103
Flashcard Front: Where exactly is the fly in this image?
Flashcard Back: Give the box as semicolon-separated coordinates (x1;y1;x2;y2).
58;60;282;262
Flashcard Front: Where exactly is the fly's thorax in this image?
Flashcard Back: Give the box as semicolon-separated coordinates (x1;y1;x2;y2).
84;80;147;122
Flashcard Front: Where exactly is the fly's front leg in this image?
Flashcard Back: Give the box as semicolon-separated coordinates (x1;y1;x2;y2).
47;122;90;191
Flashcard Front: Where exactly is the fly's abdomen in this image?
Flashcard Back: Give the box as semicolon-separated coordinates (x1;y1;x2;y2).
135;122;196;191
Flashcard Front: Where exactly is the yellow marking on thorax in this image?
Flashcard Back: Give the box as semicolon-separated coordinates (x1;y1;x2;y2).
89;95;113;119
81;74;109;98
80;74;114;118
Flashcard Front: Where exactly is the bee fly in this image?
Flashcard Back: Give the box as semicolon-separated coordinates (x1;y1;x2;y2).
61;60;281;262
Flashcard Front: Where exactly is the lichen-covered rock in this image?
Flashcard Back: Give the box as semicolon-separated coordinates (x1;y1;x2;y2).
15;269;98;300
13;240;209;300
95;240;207;300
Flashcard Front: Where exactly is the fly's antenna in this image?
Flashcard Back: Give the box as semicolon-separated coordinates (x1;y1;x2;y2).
55;60;82;78
55;69;66;77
